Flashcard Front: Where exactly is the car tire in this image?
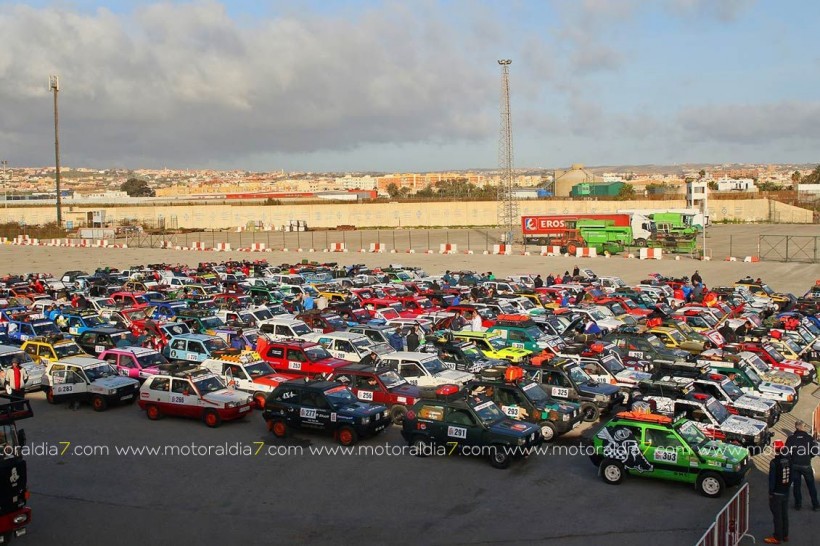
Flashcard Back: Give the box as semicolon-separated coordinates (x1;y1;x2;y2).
389;405;407;425
600;458;625;485
488;445;511;469
91;395;108;412
253;393;267;410
538;421;557;442
412;435;430;457
270;419;288;437
146;404;161;420
697;471;725;498
580;402;600;422
45;387;57;404
203;409;222;428
336;425;358;447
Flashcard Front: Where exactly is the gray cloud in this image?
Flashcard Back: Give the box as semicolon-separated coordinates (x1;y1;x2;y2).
679;101;820;144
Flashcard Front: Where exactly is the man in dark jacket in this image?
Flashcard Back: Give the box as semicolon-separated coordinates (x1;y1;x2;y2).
406;327;420;352
533;275;544;288
766;440;791;544
786;420;819;511
691;270;702;284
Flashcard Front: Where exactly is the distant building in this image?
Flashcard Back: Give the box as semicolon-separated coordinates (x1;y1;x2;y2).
716;177;755;192
553;164;597;197
570;182;624;197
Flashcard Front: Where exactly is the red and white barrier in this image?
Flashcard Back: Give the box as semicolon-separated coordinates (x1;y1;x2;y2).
251;243;266;252
215;242;231;252
639;248;663;260
492;244;512;255
439;243;458;255
191;241;208;251
725;256;738;262
695;483;751;546
540;246;562;256
743;256;759;263
575;247;597;258
330;243;346;253
370;243;387;253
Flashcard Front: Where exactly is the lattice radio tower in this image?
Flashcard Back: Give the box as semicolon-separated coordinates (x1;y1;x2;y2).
497;59;518;244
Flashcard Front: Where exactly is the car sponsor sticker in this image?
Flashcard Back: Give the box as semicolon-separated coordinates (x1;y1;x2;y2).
300;408;317;419
288;361;302;371
552;387;570;398
447;426;467;439
397;396;407;403
95;345;105;353
597;426;654;473
473;400;494;412
502;405;520;418
358;390;373;401
522;382;538;392
628;350;644;358
170;395;184;404
331;412;337;422
54;384;74;394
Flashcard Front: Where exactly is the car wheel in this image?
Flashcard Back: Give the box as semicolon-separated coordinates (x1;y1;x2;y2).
91;395;108;412
697;471;725;498
253;393;267;410
488;446;511;469
600;459;625;485
45;388;57;404
146;404;161;420
412;435;430;457
337;426;358;447
389;405;407;425
203;409;222;428
270;419;288;437
580;402;600;422
538;421;557;442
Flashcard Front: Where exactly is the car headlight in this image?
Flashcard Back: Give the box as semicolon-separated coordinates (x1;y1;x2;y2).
361;416;370;425
595;394;608;402
753;432;761;442
246;397;253;405
108;388;117;395
517;437;525;445
787;394;794;401
562;413;570;421
226;401;237;408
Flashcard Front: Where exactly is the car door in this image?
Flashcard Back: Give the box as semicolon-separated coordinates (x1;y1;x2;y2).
496;386;532;421
399;362;427;387
542;371;576;402
118;354;141;379
285;348;308;374
299;390;332;430
171;378;200;418
145;376;172;412
167;339;187;360
643;426;693;482
444;406;482;447
351;374;387;404
188;341;208;362
414;402;446;441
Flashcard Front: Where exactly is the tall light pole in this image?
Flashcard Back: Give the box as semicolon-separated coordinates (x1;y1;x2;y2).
1;160;7;208
496;59;518;244
50;74;63;224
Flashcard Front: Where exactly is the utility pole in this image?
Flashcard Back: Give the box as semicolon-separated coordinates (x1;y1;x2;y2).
496;59;518;244
50;74;63;224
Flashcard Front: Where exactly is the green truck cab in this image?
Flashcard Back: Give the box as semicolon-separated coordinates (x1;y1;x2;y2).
588;410;749;497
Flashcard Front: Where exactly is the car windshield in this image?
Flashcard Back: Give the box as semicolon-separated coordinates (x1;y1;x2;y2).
417;299;432;309
706;398;731;423
524;327;542;340
477;307;497;319
254;309;274;320
244;331;259;347
721;379;745;400
194;375;226;394
487;336;507;350
588;309;606;320
601;355;625;374
470;399;505;424
325;386;358;409
568;365;593;385
668;330;685;344
291;323;311;336
421;357;446;375
244;361;276;377
137;352;168;367
324;315;346;330
678;420;708;448
203;338;229;352
609;303;626;315
0;352;33;366
761;284;774;295
518;299;535;310
782;339;802;353
200;317;225;329
352;337;374;351
521;381;550;403
85;364;118;381
378;370;406;389
54;343;83;358
763;345;784;362
33;322;61;336
646;335;664;349
461;346;482;361
497;302;516;314
305;345;332;361
83;315;106;327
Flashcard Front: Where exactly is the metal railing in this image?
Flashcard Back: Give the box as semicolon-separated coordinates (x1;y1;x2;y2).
759;235;820;263
695;482;752;546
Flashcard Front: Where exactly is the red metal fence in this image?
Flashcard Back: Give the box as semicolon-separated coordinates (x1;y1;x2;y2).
695;483;752;546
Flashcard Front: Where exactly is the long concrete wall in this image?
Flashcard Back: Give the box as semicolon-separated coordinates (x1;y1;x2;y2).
0;198;813;229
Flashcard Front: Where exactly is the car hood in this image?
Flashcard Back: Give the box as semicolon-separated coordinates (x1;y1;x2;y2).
434;369;474;384
93;376;139;389
756;381;797;397
488;418;540;438
733;394;778;413
721;414;768;436
336;402;388;416
204;389;251;404
254;374;293;387
760;370;801;387
577;382;621;396
697;440;748;464
389;383;422;400
614;369;652;383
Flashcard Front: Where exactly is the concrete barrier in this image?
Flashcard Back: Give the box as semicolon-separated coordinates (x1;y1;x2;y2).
369;243;387;253
575;247;597;258
439;243;458;255
492;244;512;255
330;242;346;252
540;246;562;256
639;248;663;260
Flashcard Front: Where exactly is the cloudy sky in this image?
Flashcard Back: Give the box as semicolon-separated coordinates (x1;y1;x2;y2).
1;0;819;171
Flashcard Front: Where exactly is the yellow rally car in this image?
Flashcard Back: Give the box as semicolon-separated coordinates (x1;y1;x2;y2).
734;281;794;310
21;336;88;366
452;331;533;363
647;326;708;355
519;292;559;311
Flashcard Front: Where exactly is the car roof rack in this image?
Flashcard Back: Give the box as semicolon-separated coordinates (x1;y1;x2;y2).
156;362;208;378
614;410;671;425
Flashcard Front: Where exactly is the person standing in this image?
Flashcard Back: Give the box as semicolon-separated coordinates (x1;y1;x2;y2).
572;265;580;277
786;420;819;511
406;327;420;351
766;440;791;544
7;359;29;399
691;270;703;284
533;274;544;288
470;312;483;332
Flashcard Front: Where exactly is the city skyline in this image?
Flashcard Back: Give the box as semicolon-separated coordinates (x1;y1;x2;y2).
1;0;819;172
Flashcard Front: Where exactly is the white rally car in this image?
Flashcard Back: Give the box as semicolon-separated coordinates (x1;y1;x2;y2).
42;356;140;411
